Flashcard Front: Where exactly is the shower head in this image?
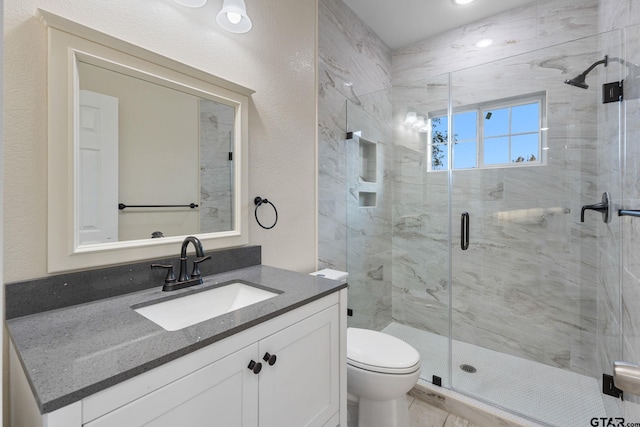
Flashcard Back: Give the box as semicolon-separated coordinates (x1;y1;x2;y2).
564;74;589;89
564;55;609;90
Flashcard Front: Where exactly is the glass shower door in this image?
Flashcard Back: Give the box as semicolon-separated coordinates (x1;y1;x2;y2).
389;73;453;388
448;32;623;425
345;88;394;331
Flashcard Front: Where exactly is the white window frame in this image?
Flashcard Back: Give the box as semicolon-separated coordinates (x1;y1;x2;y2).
427;92;547;171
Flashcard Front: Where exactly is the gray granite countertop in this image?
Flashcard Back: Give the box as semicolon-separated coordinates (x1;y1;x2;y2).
7;265;347;414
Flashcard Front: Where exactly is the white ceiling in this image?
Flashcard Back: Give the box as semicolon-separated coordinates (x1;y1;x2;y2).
342;0;539;50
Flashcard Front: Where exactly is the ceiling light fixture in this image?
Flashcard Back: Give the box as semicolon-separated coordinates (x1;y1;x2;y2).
475;39;493;48
452;0;475;5
216;0;252;33
174;0;207;7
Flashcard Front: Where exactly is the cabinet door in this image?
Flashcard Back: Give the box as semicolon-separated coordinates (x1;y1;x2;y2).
85;344;259;427
258;305;339;427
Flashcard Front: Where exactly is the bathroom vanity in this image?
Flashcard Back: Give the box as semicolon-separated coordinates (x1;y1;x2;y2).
8;263;348;427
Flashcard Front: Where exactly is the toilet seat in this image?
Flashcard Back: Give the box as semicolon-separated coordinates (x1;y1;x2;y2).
347;328;421;375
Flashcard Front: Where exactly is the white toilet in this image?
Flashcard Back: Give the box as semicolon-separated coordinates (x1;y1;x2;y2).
347;328;421;427
310;269;421;427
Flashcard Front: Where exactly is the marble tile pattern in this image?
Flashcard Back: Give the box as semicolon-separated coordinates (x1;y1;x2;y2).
318;0;393;329
390;0;619;379
200;99;234;233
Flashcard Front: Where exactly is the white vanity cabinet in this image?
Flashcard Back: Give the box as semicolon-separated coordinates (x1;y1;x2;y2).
85;344;260;427
258;304;340;427
86;305;339;427
11;291;346;427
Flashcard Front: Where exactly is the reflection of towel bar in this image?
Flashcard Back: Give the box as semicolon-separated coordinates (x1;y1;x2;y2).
118;203;198;210
619;209;640;217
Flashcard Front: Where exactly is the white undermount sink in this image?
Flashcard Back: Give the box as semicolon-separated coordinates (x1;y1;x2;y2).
133;281;280;331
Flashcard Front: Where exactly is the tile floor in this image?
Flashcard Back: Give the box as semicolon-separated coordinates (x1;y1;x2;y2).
407;394;481;427
347;394;480;427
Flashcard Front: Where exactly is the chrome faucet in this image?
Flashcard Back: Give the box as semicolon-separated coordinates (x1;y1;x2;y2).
151;236;211;291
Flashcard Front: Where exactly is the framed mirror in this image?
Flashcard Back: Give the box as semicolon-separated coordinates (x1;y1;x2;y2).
40;10;253;273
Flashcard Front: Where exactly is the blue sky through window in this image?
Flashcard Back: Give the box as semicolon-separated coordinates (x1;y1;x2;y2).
430;96;542;170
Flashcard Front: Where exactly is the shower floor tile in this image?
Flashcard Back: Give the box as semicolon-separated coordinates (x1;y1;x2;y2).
382;322;606;427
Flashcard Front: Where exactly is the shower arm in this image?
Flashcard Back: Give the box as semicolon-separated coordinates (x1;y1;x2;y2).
579;56;609;78
582;56;639;79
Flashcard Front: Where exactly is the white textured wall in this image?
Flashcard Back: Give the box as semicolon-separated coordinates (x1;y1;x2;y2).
4;0;318;281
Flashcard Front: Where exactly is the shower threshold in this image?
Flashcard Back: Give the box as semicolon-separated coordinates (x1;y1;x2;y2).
382;322;608;427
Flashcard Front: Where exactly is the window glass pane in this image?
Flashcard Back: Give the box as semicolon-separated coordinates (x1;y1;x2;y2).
483;107;508;136
453;111;477;141
511;134;539;163
511;103;539;134
484;137;509;164
430;115;449;170
431;116;448;144
453;141;477;169
431;143;448;170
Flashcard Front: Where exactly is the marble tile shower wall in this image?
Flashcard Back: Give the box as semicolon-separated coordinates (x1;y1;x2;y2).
391;0;607;376
318;0;393;329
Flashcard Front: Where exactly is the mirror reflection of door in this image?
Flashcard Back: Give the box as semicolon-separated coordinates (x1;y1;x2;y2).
78;89;119;245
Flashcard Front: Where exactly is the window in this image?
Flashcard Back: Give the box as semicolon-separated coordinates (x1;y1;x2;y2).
428;93;545;171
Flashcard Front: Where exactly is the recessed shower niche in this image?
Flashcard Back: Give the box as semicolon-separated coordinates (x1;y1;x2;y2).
359;137;377;183
348;131;378;208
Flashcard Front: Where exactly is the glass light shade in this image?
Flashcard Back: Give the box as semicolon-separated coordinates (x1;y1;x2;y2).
174;0;207;7
452;0;475;5
216;0;252;33
404;112;417;125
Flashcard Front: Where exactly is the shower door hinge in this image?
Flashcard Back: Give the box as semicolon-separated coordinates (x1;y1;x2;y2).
432;375;442;387
603;374;623;399
603;81;623;103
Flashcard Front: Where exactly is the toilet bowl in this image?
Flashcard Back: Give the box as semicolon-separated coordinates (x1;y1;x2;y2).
347;327;421;427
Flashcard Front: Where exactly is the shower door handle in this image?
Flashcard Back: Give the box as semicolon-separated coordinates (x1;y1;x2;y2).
461;212;469;250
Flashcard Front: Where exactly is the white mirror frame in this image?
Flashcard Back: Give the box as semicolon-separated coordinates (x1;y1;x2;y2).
39;9;253;273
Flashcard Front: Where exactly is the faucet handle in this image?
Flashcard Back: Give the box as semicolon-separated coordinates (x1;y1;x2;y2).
190;256;212;280
151;264;177;285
